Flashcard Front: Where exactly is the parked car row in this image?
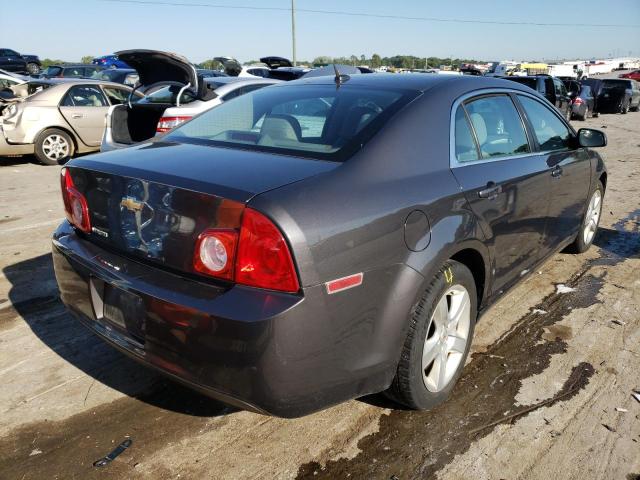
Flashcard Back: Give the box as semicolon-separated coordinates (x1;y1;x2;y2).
2;47;636;166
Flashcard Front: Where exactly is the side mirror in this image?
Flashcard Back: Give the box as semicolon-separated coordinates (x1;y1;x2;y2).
577;128;607;148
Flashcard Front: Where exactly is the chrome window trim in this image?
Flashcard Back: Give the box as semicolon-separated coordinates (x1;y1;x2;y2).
449;88;567;169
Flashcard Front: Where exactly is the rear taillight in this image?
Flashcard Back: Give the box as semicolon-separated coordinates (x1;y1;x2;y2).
192;208;299;293
60;168;91;233
156;116;192;133
573;97;584;105
193;229;237;280
235;209;299;293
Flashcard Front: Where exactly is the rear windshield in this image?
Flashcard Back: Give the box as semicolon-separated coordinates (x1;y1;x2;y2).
602;80;630;90
166;84;416;161
138;84;198;105
43;66;62;77
507;77;537;89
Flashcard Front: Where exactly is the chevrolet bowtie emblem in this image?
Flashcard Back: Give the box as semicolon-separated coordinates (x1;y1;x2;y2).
120;197;144;212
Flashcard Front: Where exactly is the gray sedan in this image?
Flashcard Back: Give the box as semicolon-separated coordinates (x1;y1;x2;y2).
1;79;138;165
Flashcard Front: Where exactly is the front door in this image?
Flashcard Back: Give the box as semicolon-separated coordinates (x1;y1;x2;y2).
451;93;551;295
59;85;110;146
516;94;591;253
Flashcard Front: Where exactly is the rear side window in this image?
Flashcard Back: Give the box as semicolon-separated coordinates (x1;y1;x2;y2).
60;85;108;107
453;107;479;163
463;95;530;159
518;95;571;152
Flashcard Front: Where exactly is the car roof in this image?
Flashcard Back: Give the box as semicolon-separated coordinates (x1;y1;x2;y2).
285;72;537;94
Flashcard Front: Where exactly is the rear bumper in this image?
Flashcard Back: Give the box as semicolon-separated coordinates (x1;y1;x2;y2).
52;222;419;416
0;127;34;156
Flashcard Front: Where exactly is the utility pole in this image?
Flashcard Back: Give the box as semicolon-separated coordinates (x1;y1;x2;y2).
291;0;297;66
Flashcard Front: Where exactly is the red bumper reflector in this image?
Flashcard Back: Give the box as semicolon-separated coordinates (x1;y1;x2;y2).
326;273;363;294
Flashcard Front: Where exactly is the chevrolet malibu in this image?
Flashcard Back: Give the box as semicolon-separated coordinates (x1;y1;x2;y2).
52;73;607;417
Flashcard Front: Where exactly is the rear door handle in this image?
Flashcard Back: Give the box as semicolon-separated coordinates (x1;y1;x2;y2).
551;165;563;178
478;184;502;199
71;114;84;119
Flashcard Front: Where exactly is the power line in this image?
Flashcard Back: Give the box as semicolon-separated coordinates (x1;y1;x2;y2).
99;0;639;28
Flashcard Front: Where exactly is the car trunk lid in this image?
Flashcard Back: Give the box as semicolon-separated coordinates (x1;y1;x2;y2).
115;49;198;92
259;56;293;69
66;141;338;275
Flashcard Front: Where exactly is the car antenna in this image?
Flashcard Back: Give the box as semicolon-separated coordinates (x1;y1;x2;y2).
333;63;342;88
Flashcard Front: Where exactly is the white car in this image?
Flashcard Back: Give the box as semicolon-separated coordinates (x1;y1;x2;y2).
155;77;280;133
101;50;280;152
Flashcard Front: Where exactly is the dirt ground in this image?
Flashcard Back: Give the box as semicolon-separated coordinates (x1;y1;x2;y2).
1;89;639;480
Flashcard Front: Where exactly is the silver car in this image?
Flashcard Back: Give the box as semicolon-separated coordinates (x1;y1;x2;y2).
0;79;138;165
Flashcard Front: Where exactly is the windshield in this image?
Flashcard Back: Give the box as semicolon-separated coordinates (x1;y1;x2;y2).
165;84;416;161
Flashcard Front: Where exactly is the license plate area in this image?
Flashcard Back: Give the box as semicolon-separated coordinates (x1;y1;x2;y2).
90;277;146;345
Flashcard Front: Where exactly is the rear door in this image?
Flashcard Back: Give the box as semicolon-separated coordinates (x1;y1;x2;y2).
450;92;551;294
59;84;110;146
516;94;591;253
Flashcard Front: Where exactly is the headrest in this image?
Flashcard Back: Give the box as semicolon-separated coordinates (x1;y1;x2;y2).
260;114;302;141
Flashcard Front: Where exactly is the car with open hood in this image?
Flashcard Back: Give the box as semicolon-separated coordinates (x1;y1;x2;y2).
52;73;607;417
101;50;281;151
0;79;139;164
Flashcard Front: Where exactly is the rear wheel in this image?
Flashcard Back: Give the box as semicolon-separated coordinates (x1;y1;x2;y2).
386;260;477;410
621;99;629;114
34;128;74;165
579;106;589;121
567;181;604;253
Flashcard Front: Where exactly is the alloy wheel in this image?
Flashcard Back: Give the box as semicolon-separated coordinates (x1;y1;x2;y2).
583;189;602;245
42;134;70;161
421;284;471;392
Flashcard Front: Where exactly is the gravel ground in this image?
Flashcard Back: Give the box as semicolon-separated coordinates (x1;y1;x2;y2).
0;80;639;480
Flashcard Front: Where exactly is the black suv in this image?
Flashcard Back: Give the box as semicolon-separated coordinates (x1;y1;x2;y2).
503;75;572;120
0;48;41;75
598;79;640;113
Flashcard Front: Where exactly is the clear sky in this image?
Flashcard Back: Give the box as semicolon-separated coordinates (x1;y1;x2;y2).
2;0;639;63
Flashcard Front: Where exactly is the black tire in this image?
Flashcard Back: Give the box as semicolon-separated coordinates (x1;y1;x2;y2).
621;99;629;114
34;128;75;166
567;180;604;254
26;63;40;75
579;106;588;121
385;260;477;410
630;104;639;112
